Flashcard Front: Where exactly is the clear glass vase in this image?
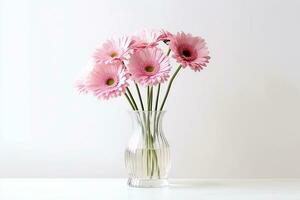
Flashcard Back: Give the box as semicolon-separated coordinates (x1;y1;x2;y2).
125;111;171;188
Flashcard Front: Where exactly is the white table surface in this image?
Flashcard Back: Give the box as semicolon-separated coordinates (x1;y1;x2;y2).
0;179;300;200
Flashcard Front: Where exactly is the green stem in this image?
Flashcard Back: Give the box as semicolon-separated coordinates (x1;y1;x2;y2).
153;84;160;136
147;86;150;111
159;65;182;111
124;93;135;110
135;83;144;111
146;86;151;176
154;84;161;112
167;48;171;56
150;86;153;111
126;87;138;110
134;83;147;137
145;86;161;178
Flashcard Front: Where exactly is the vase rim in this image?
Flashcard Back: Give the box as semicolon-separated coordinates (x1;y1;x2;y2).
128;110;166;113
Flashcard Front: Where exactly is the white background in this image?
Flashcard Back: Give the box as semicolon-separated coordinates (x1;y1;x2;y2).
1;0;300;178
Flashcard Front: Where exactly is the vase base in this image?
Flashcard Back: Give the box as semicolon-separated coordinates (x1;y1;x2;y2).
127;178;168;188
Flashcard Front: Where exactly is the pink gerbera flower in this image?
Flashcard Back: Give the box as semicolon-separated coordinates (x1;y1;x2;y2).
93;36;133;64
75;60;95;94
131;29;173;50
85;63;129;100
157;29;174;43
169;32;210;71
76;79;88;94
128;47;171;86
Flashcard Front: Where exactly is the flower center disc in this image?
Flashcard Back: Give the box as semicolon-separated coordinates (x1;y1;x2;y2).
106;78;115;86
145;65;155;73
110;52;118;58
182;50;191;57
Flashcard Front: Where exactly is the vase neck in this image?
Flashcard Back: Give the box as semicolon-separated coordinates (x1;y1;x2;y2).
129;111;165;136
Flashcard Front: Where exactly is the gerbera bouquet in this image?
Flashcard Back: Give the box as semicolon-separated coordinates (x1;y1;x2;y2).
76;29;210;187
76;29;210;110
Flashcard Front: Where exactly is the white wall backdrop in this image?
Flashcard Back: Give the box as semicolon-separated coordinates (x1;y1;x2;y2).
1;0;300;178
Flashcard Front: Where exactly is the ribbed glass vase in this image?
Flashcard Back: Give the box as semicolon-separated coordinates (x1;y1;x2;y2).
125;111;171;188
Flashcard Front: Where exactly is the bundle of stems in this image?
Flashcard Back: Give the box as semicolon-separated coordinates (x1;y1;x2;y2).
124;49;182;178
